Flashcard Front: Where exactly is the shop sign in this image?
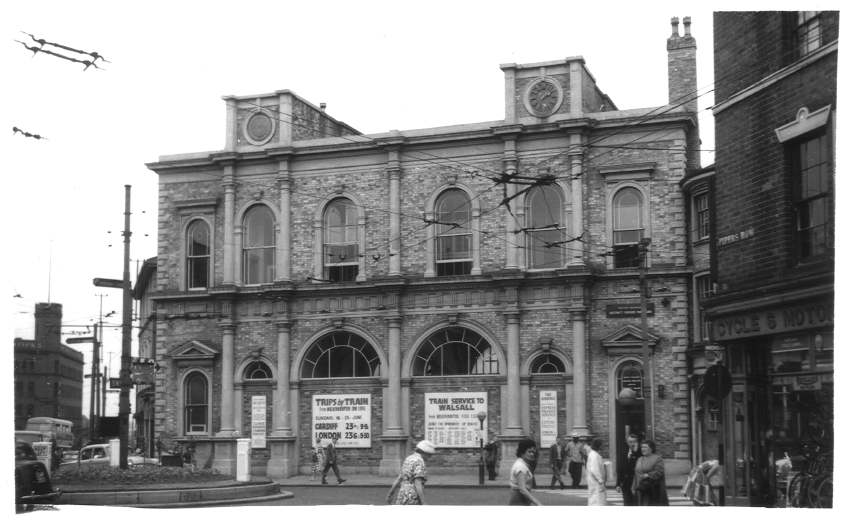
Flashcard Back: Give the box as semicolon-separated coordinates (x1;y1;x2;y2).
712;300;833;341
250;396;266;449
424;392;487;448
539;391;558;447
793;375;821;392
606;303;654;318
312;394;372;448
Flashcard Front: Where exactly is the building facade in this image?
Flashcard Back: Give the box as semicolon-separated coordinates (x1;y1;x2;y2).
133;257;158;456
147;19;701;478
701;11;837;505
14;303;85;436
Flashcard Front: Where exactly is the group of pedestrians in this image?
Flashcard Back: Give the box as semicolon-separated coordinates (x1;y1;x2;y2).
310;437;346;485
615;433;670;506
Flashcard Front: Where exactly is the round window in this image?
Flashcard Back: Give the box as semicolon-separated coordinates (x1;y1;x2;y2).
245;111;275;144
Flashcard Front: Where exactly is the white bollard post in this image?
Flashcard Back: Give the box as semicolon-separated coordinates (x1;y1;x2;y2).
33;442;53;475
109;438;121;467
236;438;251;482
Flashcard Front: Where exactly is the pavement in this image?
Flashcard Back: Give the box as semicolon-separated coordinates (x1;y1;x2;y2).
274;473;687;489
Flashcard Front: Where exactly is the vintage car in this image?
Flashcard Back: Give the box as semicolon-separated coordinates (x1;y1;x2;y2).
15;441;61;512
61;443;158;467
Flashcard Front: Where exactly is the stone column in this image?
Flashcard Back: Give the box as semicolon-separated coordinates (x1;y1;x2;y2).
379;315;408;475
277;158;291;282
504;311;522;434
222;168;236;284
569;308;590;436
568;134;585;267
502;139;520;270
387;150;402;276
268;319;296;478
218;321;237;436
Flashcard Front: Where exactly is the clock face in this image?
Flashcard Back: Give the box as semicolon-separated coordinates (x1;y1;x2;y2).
527;79;560;116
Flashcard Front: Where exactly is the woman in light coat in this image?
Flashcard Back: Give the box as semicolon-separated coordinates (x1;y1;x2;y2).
585;438;608;506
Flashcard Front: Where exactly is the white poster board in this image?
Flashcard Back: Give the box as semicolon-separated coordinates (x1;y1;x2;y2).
539;390;558;447
312;394;372;448
251;395;267;449
424;392;487;448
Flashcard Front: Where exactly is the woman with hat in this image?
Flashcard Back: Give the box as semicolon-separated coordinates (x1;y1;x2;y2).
386;439;437;505
508;439;542;505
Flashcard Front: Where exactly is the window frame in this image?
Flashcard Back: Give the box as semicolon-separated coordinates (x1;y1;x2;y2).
791;131;832;262
183;371;209;435
525;185;567;270
434;188;473;277
693;192;710;242
323;198;360;283
611;186;645;269
301;331;381;379
616;360;645;400
694;273;713;342
412;326;499;377
186;219;212;290
795;11;822;58
242;205;276;285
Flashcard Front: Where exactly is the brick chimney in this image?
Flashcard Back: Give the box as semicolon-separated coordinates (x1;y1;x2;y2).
667;16;697;113
35;303;62;351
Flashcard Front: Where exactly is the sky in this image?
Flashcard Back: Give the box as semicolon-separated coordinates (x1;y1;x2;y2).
1;0;844;524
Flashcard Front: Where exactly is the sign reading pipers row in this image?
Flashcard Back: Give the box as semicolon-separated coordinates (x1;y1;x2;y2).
312;394;372;448
424;392;488;448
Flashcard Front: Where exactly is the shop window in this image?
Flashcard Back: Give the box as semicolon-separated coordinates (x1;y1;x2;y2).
323;198;359;282
412;326;498;376
186;220;210;289
617;360;644;399
526;186;565;269
612;187;644;268
530;353;566;374
435;189;472;276
793;132;832;261
770;333;811;373
184;372;209;434
243;360;273;380
796;11;822;57
301;331;380;378
243;205;275;284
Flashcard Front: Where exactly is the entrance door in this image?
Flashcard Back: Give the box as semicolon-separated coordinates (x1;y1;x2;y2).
615;360;646;457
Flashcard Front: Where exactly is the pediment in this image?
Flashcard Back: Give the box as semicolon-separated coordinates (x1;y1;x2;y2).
600;324;659;348
167;340;220;361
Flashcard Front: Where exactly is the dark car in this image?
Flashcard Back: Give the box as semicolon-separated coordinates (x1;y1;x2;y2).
15;441;61;512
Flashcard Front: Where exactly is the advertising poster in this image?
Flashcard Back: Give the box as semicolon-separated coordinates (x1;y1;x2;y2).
424;392;487;448
539;390;558;447
251;395;267;449
312;394;372;448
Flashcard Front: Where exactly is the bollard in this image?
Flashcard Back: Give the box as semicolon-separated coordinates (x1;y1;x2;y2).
109;438;121;467
33;441;53;475
236;438;251;482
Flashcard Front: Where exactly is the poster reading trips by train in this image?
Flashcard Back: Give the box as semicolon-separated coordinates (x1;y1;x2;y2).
312;394;372;448
424;392;487;448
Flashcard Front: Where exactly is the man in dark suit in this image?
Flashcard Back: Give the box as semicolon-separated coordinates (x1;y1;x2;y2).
483;432;500;480
549;436;566;489
321;437;346;485
616;433;641;505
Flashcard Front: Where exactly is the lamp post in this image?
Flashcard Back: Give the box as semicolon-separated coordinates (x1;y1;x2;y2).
477;411;487;485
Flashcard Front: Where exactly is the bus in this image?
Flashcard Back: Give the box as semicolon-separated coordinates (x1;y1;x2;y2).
25;417;73;450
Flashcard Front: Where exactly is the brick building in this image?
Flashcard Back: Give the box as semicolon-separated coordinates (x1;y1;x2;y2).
699;11;837;505
146;18;701;478
14;303;85;436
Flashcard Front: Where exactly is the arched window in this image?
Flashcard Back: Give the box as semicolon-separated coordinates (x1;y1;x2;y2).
324;198;359;282
301;331;380;378
243;360;273;380
612;188;644;268
617;360;644;400
530;353;566;374
243;205;275;284
413;327;498;376
526;186;565;269
186;220;210;289
435;189;472;276
184;372;209;433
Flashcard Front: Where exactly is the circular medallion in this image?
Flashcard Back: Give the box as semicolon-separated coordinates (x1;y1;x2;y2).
524;78;563;117
244;110;275;145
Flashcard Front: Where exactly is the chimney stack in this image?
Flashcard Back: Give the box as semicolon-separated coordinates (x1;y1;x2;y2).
35;303;63;351
667;15;697;113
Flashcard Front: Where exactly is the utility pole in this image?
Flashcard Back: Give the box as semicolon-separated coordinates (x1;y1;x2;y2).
638;237;654;441
119;184;133;469
102;365;108;417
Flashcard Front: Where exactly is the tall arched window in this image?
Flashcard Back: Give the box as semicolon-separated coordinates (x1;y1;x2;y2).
617;360;644;400
413;327;498;376
243;205;275;284
324;198;359;282
184;372;209;434
186;220;210;289
530;353;566;374
301;331;380;378
526;186;565;269
435;189;472;276
612;188;644;268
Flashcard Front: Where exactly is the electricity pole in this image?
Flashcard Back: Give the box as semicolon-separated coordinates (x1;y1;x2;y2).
119;185;133;469
638;237;654;441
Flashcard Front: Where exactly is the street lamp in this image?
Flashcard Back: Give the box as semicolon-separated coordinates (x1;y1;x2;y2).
477;410;487;485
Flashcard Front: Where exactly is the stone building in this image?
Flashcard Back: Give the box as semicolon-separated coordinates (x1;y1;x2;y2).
146;18;701;478
133;257;158;455
699;11;837;505
14;303;85;435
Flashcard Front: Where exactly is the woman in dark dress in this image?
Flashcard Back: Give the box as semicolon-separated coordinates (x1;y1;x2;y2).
632;440;669;506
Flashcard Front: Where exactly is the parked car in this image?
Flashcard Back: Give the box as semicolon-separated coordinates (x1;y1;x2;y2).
15;441;61;512
61;443;158;467
61;450;79;464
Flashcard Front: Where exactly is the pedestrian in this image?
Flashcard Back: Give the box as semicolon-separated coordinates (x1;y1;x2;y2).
386;440;437;505
155;436;163;459
565;433;586;488
525;435;539;488
585;438;607;506
310;438;324;480
632;440;669;506
549;436;566;489
321;436;346;485
616;433;641;506
508;438;542;506
483;432;500;480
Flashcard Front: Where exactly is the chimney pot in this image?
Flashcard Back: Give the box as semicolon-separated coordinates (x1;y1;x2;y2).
320;102;327;112
671;16;680;37
683;16;692;36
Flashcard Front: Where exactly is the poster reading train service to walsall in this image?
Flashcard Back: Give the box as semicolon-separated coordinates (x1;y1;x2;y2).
424;392;487;448
312;394;372;448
